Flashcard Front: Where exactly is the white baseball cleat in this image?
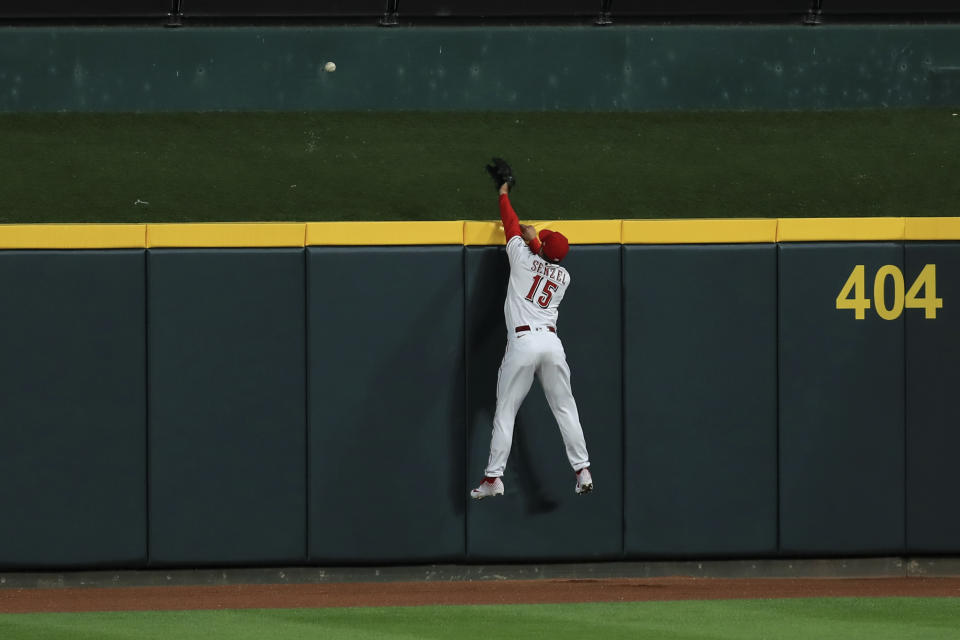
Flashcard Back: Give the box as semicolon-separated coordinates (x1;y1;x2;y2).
470;477;505;500
575;468;593;495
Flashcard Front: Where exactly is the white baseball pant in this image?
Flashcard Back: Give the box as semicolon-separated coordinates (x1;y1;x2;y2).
483;329;590;478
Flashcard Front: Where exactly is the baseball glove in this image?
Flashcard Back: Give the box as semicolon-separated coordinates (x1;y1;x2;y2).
485;157;516;192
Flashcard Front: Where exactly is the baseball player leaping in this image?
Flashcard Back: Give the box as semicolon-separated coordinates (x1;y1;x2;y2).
471;158;592;500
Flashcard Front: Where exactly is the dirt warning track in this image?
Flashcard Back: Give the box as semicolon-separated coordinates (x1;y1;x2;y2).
3;577;960;614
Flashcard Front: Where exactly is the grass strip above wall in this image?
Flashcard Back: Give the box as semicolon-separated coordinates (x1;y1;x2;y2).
1;109;957;224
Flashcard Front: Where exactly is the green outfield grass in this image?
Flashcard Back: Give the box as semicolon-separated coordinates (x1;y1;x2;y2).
1;109;958;224
2;598;960;640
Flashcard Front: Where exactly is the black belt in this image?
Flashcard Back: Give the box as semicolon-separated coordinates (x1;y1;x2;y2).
515;325;556;333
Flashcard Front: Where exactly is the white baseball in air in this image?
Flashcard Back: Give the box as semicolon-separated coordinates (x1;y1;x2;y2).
324;61;337;72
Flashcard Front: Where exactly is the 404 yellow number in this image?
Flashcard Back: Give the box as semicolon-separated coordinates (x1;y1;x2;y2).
837;264;943;320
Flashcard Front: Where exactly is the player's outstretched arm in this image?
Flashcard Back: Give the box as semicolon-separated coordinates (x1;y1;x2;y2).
520;224;542;254
499;188;522;241
487;157;525;244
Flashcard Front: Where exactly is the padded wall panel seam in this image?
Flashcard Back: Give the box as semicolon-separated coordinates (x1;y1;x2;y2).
901;241;908;556
304;245;311;562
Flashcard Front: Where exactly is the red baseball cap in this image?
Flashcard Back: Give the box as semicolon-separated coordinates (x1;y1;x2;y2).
538;229;569;262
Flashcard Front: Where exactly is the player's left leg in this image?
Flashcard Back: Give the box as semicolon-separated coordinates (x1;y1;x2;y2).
472;341;538;499
484;341;538;477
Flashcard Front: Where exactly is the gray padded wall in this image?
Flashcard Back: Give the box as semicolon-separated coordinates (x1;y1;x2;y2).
307;247;466;563
466;245;622;561
148;249;307;566
0;251;146;569
7;238;957;570
905;244;960;553
779;243;905;555
623;245;778;557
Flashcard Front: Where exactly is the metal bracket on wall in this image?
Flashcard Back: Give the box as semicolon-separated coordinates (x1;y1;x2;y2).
380;0;399;26
802;0;823;25
595;0;613;25
166;0;183;27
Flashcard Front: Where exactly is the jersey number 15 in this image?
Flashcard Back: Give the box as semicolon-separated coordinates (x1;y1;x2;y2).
525;275;557;308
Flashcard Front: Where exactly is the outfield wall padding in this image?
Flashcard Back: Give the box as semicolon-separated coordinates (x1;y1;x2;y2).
147;249;307;566
3;234;960;569
778;243;906;555
0;251;147;568
306;247;466;563
622;245;779;557
465;246;623;562
905;243;960;553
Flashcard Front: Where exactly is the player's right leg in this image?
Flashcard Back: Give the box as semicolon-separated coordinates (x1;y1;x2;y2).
538;347;591;491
